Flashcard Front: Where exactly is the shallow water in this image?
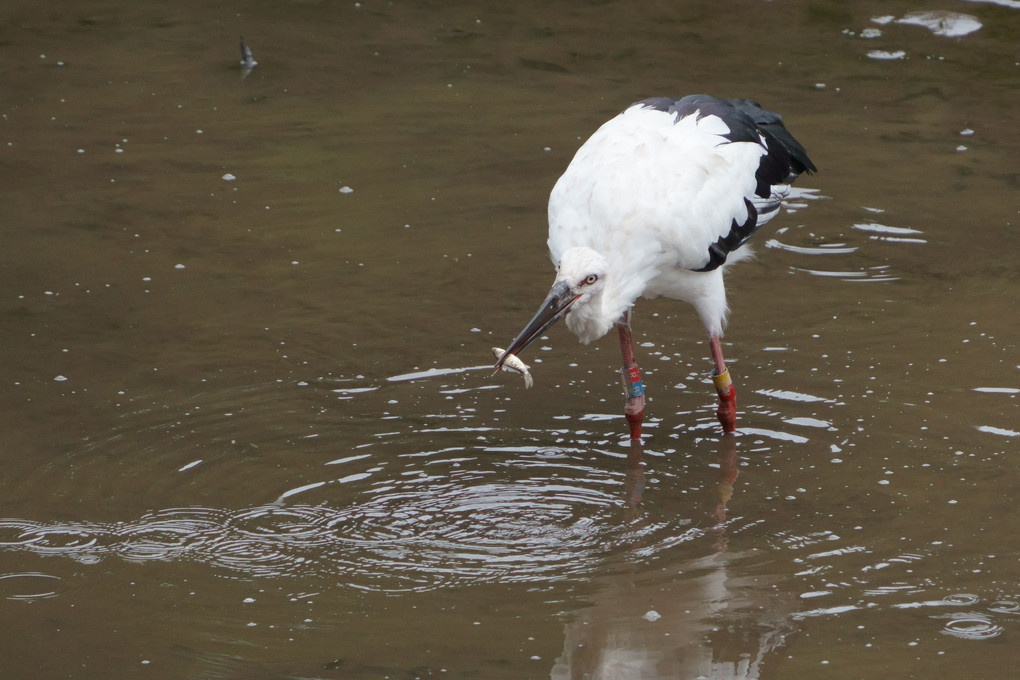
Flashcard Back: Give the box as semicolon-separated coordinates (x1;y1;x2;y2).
1;1;1018;678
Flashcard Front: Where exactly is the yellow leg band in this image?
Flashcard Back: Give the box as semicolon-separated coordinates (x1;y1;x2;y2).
712;369;732;393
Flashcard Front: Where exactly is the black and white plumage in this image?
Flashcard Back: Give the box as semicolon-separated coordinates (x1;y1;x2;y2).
494;95;816;436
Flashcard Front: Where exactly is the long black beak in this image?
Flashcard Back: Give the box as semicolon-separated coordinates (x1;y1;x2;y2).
494;280;577;371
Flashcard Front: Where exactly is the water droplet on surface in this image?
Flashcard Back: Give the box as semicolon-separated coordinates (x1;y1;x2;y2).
867;50;906;61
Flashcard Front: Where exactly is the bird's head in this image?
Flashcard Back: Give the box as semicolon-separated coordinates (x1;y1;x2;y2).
494;247;607;371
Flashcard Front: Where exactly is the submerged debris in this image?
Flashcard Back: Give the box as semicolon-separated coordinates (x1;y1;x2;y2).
240;37;258;80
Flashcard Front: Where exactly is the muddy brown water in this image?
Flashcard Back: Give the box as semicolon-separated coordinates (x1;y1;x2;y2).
1;1;1018;678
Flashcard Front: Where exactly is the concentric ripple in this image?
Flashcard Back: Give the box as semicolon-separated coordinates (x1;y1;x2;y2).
316;479;629;589
988;600;1020;614
0;463;709;592
941;593;980;606
7;522;102;562
113;507;229;563
940;612;1004;640
0;572;65;601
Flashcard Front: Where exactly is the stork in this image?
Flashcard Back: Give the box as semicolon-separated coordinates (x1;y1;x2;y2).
493;95;816;438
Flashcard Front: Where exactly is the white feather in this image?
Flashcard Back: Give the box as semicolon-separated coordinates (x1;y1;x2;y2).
547;103;769;342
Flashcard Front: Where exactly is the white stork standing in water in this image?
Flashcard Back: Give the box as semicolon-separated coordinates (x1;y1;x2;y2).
493;95;816;438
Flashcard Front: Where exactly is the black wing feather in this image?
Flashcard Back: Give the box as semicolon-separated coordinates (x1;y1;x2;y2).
639;94;817;270
641;94;816;193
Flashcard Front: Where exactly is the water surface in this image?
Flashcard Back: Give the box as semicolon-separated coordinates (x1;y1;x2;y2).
1;1;1018;678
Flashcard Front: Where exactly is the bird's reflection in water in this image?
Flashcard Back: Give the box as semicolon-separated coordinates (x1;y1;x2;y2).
552;434;794;680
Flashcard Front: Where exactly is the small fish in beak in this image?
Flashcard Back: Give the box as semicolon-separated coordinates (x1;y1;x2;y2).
492;280;578;373
491;347;534;388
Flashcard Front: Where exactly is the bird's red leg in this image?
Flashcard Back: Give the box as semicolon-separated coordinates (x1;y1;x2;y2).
709;334;737;433
616;312;645;440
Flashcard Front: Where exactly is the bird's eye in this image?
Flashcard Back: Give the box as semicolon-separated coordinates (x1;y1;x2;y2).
584;274;599;285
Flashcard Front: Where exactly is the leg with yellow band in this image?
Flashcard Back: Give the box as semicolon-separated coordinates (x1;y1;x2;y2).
712;367;737;433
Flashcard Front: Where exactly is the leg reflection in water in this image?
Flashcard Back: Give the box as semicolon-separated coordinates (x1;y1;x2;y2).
551;434;795;680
